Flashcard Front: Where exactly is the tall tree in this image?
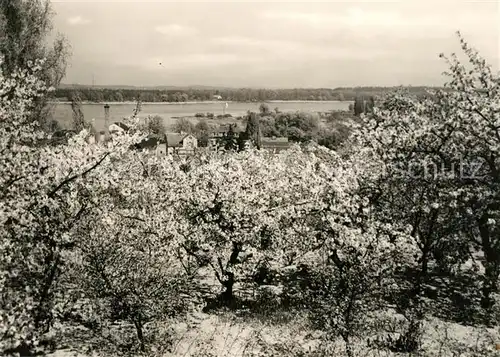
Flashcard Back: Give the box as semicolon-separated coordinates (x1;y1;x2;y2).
195;120;210;147
144;115;166;136
223;124;238;151
0;0;70;129
353;95;365;117
70;91;85;132
244;112;262;149
172;118;194;134
364;96;375;114
259;103;271;116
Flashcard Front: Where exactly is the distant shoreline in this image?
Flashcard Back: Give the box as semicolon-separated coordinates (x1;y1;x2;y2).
49;100;348;105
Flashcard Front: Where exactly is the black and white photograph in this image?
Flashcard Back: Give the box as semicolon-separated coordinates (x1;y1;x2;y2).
0;0;499;356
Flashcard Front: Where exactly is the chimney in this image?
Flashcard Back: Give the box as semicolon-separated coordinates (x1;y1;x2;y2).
104;104;110;141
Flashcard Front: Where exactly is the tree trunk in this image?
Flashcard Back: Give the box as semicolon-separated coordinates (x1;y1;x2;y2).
481;262;499;311
342;290;356;357
218;241;242;305
477;213;500;312
221;271;235;304
34;252;61;333
133;316;146;352
344;336;353;357
414;247;429;299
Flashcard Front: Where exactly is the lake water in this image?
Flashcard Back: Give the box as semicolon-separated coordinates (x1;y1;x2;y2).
51;101;350;131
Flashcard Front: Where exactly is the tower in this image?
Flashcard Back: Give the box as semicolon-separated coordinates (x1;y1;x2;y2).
104;104;110;142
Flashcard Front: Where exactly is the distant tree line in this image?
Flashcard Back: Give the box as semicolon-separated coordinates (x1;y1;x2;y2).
54;86;445;103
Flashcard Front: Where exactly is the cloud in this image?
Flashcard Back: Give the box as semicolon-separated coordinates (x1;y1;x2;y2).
210;36;301;53
209;35;391;61
67;16;91;25
57;1;498;87
344;7;404;27
261;12;328;28
260;8;491;38
261;9;407;29
155;24;197;36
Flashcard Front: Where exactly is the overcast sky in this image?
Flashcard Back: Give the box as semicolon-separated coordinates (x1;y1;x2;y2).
51;0;499;88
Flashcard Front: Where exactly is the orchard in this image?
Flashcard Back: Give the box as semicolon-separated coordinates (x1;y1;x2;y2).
1;33;499;356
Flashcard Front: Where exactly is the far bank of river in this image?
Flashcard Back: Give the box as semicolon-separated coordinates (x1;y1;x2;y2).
50;100;349;105
51;100;351;131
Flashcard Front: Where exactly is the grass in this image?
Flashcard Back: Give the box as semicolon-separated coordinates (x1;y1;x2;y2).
44;263;500;357
46;305;500;357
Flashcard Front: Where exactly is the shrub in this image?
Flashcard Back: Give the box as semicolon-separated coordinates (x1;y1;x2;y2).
259;103;271;115
144;115;166;135
0;59;145;356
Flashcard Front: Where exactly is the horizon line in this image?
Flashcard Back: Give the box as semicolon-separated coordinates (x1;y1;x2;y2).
58;83;447;90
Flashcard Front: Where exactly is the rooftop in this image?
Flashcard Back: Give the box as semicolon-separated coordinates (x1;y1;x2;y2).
112;122;129;131
135;136;161;149
214;125;242;133
262;137;289;144
261;137;292;151
165;133;195;147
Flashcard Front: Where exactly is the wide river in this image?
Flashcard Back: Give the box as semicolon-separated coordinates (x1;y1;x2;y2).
52;101;351;131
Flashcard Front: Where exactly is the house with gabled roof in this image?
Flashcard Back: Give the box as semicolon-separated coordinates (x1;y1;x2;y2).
208;124;242;149
161;133;198;155
134;136;162;150
130;135;165;157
